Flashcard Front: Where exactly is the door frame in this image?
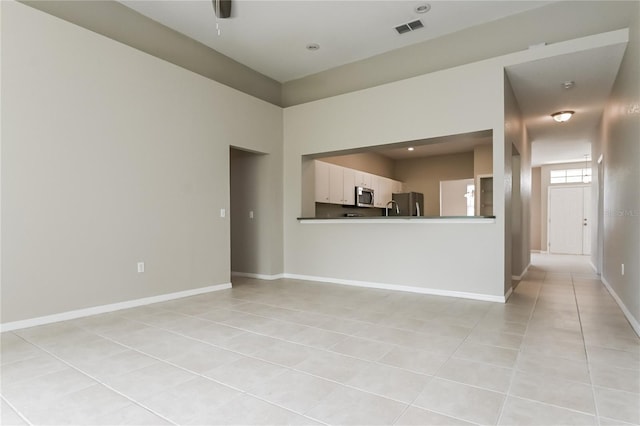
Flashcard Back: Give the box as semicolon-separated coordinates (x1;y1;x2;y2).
596;154;604;273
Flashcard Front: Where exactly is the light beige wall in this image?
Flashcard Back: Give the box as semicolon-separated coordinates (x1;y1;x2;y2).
474;145;493;177
530;167;542;251
1;2;283;323
283;28;623;300
282;2;640;106
504;72;531;287
592;0;640;329
540;162;592;251
19;0;282;106
284;56;507;298
321;152;395;179
393;153;474;217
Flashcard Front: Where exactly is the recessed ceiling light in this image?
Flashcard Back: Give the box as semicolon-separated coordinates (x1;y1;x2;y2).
407;147;415;151
306;43;320;51
562;80;575;89
551;111;574;122
415;3;431;14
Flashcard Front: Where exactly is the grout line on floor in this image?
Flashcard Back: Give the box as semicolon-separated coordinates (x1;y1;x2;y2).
74;323;398;424
121;308;464;378
78;312;510;424
0;394;33;426
9;333;180;426
572;271;603;426
495;272;543;425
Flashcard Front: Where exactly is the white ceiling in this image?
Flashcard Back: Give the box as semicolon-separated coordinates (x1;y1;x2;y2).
119;0;551;83
506;43;627;166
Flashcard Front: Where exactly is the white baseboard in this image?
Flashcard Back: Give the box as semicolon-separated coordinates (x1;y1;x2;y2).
504;286;514;302
601;276;640;338
511;262;532;281
231;271;285;281
588;260;598;274
283;273;506;303
0;283;231;332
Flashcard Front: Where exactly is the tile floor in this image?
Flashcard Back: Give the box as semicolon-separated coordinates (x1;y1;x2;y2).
1;254;639;425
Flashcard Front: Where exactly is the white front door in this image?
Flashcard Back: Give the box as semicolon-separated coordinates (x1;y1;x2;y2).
548;186;591;255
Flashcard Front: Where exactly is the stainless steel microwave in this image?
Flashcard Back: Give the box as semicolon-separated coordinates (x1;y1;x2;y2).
355;187;374;208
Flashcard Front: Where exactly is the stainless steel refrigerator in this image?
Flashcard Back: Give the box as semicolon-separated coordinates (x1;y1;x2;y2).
392;192;424;216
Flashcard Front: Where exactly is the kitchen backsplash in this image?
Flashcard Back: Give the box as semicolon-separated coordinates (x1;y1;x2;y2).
315;203;384;218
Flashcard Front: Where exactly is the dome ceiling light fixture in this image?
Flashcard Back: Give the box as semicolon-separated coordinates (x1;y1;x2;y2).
562;80;575;89
551;111;574;123
415;3;431;14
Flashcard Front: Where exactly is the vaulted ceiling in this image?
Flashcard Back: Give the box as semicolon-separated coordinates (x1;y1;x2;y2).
119;0;551;82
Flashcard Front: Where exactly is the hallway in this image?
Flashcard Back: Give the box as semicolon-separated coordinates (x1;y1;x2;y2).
508;253;639;424
1;255;639;425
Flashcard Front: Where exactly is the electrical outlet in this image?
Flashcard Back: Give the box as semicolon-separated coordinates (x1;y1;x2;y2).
621;264;625;276
137;262;145;273
249;211;254;219
220;208;226;218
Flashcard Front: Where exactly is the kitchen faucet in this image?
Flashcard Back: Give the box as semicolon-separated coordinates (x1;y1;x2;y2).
385;200;400;216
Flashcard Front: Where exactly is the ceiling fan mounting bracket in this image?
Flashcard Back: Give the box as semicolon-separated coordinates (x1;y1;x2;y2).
213;0;232;19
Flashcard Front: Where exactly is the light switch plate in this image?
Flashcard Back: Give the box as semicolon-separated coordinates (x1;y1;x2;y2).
220;208;226;218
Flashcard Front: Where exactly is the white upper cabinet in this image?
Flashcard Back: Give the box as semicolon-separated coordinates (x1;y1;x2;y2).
314;160;330;203
355;171;372;189
343;167;356;205
374;176;392;208
314;160;403;207
328;163;345;204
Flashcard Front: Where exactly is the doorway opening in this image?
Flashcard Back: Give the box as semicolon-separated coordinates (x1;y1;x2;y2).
439;178;475;216
511;148;525;278
229;147;267;281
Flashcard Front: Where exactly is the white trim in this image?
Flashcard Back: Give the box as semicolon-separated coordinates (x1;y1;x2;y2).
504;286;513;302
299;218;495;224
511;262;531;280
283;273;505;303
588;260;598;273
231;271;285;280
0;283;231;332
597;154;604;164
601;276;640;337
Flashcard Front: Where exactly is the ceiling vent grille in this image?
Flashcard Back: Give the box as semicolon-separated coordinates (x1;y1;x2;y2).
395;19;424;35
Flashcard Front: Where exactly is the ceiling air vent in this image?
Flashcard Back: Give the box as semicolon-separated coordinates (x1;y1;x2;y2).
395;19;424;35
